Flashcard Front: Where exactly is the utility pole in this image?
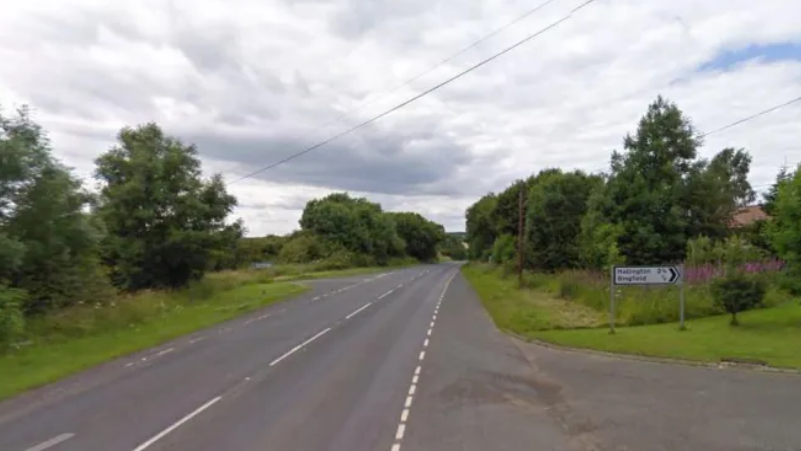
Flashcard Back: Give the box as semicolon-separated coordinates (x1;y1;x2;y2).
517;187;525;287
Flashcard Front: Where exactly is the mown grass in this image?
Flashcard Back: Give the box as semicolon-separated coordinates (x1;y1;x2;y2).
462;263;801;369
0;281;306;400
533;303;801;369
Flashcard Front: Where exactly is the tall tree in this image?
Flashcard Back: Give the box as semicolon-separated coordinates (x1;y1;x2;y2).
1;105;110;313
465;193;497;260
95;123;239;290
768;165;801;272
389;212;444;262
598;96;703;264
299;193;405;264
525;170;601;271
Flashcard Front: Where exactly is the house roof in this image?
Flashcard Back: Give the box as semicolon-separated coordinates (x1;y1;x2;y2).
730;205;769;228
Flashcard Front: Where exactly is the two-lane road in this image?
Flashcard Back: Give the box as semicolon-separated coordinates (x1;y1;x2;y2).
0;264;461;451
3;263;801;451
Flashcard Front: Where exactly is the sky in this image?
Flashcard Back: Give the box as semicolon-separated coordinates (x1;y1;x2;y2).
0;0;800;236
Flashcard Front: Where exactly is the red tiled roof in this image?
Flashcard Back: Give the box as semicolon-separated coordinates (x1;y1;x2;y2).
729;205;769;228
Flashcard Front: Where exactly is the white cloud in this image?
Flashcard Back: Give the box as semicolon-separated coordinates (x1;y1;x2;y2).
1;0;799;234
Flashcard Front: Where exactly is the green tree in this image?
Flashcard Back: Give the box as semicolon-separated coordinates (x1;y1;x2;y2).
465;193;497;260
389;212;444;262
95;123;239;290
1;105;111;314
299;193;405;265
525;170;601;271
769;165;801;270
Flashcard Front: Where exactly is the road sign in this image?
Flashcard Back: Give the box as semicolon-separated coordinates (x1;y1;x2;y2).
609;264;686;333
613;266;682;286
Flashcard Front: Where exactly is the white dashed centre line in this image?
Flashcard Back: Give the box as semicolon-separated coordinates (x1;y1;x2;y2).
388;270;457;451
132;397;221;451
25;433;75;451
269;327;331;367
156;348;174;357
345;302;372;320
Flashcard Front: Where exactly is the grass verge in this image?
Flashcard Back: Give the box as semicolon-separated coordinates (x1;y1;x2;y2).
462;264;801;370
0;281;307;401
533;303;801;369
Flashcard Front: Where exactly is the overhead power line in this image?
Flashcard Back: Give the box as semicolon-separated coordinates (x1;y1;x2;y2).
229;0;599;185
585;94;801;174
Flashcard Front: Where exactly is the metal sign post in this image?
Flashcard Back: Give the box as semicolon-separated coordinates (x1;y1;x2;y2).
611;265;685;333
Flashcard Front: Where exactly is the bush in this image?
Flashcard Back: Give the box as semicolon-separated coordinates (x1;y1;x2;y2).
711;274;767;325
0;287;26;347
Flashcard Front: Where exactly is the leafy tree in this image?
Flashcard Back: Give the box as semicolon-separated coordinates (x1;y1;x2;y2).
389;212;444;262
1;105;111;314
465;193;497;260
525;170;601;271
763;165;792;216
439;233;467;260
769;165;801;272
95;123;239;290
491;234;516;264
299;193;405;265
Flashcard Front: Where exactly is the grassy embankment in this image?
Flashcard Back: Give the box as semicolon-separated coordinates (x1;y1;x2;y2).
462;264;801;369
0;263;402;400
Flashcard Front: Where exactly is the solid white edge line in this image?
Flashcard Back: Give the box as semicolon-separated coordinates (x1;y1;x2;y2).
24;433;75;451
269;328;331;366
345;302;372;320
132;397;221;451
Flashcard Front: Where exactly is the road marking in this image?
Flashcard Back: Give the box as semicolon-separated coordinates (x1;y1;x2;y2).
125;362;134;368
132;397;221;451
345;302;372;320
156;348;174;357
189;337;205;344
269;327;332;367
257;314;270;320
312;296;320;301
25;433;75;451
389;269;457;451
377;290;393;300
397;283;404;289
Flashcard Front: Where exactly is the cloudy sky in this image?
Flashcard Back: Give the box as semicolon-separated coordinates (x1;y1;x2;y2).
1;0;799;235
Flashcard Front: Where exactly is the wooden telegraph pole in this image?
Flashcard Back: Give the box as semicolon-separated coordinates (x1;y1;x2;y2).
517;187;525;287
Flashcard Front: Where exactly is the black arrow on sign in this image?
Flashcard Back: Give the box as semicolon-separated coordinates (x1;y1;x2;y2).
668;267;679;283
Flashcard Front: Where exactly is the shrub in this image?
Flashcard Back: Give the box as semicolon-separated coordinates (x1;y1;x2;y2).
0;286;26;347
711;274;767;325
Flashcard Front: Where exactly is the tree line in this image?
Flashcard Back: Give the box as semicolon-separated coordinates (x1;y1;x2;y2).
0;104;447;331
465;96;795;275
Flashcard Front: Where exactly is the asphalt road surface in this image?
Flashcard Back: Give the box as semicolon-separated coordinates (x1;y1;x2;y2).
1;263;800;451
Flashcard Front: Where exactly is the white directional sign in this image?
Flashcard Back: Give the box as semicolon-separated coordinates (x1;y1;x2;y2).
613;266;682;286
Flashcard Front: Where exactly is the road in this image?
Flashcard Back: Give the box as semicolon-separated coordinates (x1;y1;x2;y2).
1;263;800;451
